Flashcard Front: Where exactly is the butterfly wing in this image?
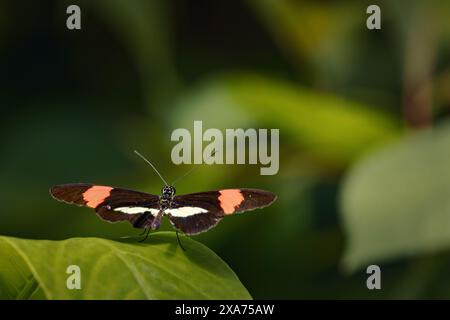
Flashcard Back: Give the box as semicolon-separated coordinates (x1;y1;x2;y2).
50;183;160;228
167;189;276;235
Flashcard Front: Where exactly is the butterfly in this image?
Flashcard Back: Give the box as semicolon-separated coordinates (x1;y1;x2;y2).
50;151;277;248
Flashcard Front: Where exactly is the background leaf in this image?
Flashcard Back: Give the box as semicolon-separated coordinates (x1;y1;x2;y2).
0;232;251;299
171;74;399;168
341;121;450;272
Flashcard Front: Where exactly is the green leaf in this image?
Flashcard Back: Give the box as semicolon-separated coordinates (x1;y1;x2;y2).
0;232;251;299
341;122;450;272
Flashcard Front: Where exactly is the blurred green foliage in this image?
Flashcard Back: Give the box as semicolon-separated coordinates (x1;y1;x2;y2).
1;0;450;299
170;74;399;167
342;121;450;271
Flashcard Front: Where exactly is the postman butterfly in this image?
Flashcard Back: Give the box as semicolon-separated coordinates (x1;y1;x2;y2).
50;151;277;249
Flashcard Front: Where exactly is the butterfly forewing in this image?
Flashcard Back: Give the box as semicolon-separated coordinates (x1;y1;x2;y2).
50;183;160;227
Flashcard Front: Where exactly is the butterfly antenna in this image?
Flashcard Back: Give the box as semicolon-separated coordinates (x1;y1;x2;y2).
171;150;217;186
134;150;169;186
171;166;197;186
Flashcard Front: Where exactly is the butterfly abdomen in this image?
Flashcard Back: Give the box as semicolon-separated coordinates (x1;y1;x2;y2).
132;212;152;228
150;210;164;230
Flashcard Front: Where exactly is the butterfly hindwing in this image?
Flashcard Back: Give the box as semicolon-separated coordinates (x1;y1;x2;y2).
167;189;276;235
50;183;160;228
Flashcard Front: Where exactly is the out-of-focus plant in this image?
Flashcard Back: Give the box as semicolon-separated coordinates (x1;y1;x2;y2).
341;121;450;271
170;74;399;170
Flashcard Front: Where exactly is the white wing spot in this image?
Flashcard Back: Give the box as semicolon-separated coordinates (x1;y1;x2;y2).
114;207;159;216
165;207;208;217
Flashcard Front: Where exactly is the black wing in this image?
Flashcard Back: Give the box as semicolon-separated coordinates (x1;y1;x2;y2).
167;189;276;235
50;183;160;228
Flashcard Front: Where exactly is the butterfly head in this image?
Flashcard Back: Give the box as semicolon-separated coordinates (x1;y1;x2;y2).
162;185;176;199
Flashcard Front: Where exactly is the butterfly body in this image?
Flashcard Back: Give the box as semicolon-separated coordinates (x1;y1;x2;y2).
50;183;276;236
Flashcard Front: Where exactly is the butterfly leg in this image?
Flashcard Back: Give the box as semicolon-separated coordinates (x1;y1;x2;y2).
138;228;147;236
176;231;186;251
138;228;151;242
